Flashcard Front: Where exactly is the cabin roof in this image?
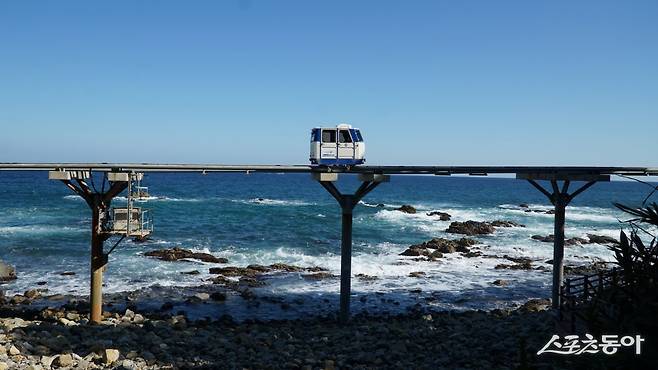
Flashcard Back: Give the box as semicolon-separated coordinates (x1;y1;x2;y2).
312;125;359;130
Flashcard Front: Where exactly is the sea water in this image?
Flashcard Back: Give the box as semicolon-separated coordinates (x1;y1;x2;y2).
0;171;655;318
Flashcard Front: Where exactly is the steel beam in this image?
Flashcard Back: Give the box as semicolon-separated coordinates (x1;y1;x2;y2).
3;163;658;177
316;174;389;323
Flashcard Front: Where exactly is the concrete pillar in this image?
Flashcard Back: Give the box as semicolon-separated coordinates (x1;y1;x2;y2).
90;203;105;323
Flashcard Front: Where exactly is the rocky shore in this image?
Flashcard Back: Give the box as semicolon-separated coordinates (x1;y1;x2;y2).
0;213;624;369
0;292;568;370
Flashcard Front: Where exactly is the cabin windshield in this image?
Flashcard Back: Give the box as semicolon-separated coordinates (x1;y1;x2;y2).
339;130;352;143
322;130;336;143
311;129;321;142
354;130;363;142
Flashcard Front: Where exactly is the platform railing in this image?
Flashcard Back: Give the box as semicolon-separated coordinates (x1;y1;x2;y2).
559;267;624;331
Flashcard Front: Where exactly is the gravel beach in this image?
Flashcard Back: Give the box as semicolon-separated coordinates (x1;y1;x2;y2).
1;287;584;370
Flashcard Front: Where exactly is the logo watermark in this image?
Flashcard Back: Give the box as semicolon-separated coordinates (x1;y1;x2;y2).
537;334;644;355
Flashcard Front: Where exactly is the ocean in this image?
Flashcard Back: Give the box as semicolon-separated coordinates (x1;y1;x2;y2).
0;171;654;319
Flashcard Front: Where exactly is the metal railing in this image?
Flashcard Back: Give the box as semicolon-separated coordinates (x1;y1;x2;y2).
559;267;625;330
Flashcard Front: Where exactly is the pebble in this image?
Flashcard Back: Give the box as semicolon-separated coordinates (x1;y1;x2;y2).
40;356;55;368
0;292;568;369
103;349;121;365
194;292;210;300
9;345;20;355
54;353;73;367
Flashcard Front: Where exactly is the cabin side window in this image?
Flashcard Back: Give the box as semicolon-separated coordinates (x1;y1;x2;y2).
354;129;363;142
322;130;336;143
338;130;352;143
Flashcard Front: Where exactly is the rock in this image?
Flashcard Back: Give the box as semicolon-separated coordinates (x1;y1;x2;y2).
37;281;47;286
396;205;417;214
9;345;20;355
58;317;77;326
209;264;327;277
446;221;495;235
461;251;483;258
492;279;509;286
54;353;73;367
399;246;428;257
194;292;210;300
59;271;76;276
399;237;479;257
426;211;451;221
0;317;27;330
587;234;619;245
40;356;55;368
144;247;228;263
124;309;135;319
102;349;120;365
376;203;385;208
120;359;137;370
490;220;525;228
0;261;17;282
355;274;378;281
180;270;200;275
564;262;610;275
10;295;27;305
533;234;608;246
210;292;226;301
302;272;336;280
531;234;554;243
519;203;529;208
565;237;588;246
495;261;533;270
518;298;551;312
409;271;426;278
24;289;41;299
0;363;7;370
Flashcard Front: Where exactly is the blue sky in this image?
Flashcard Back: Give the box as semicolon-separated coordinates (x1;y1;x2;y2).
1;1;657;166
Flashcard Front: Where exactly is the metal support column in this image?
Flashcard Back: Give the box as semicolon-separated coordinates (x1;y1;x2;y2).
314;173;389;323
520;174;604;308
49;170;128;323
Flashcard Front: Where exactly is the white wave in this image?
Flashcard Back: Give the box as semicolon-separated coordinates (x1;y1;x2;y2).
65;194;202;202
358;201;385;208
232;198;314;206
0;225;87;235
498;203;620;223
115;196;202;202
63;195;84;201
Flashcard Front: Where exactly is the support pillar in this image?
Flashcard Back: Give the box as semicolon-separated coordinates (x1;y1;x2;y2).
314;173;389;323
49;170;128;323
522;176;602;308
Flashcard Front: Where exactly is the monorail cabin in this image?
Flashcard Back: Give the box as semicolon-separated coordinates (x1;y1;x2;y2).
310;124;365;166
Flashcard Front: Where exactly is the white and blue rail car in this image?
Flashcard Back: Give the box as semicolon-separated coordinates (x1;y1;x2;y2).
310;124;365;166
